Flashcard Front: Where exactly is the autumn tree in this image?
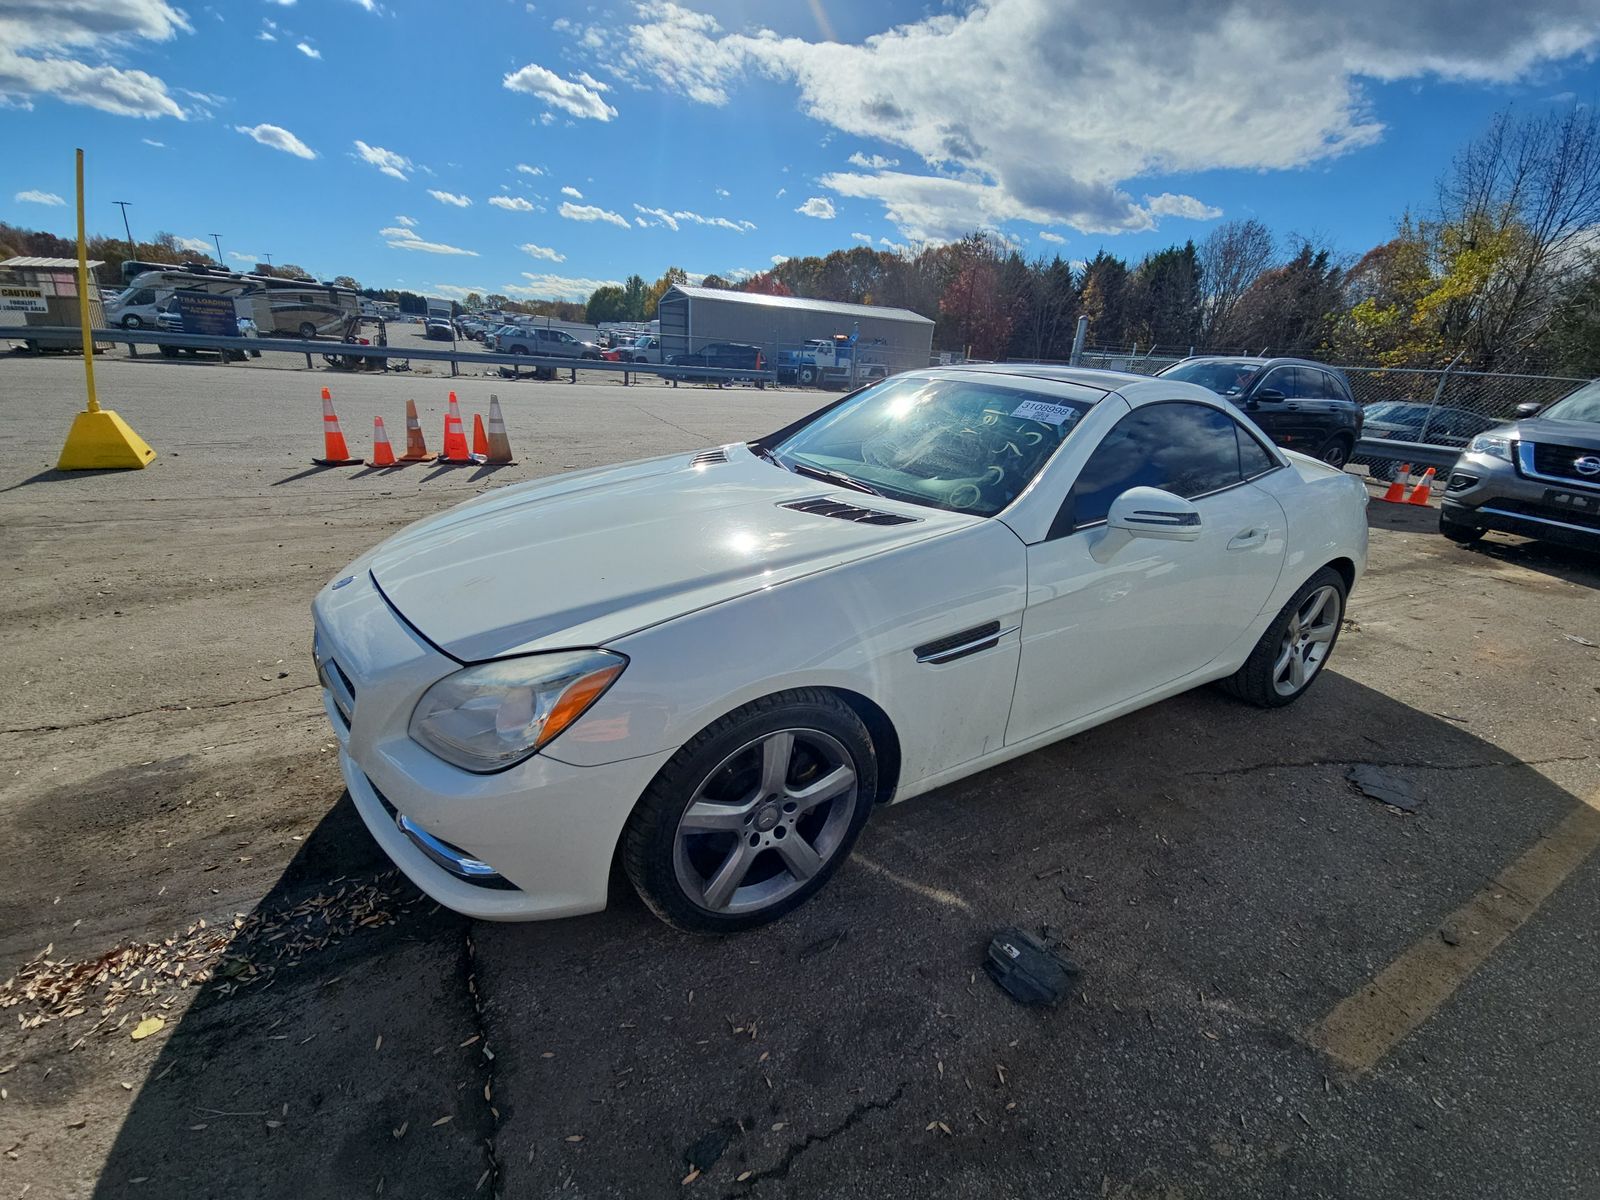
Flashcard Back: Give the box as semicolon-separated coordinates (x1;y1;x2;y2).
1198;218;1274;348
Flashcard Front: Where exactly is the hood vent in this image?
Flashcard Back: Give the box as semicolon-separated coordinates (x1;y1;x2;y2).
781;497;919;526
689;448;728;466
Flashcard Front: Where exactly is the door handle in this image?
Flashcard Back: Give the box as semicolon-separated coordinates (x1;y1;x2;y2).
1227;528;1267;551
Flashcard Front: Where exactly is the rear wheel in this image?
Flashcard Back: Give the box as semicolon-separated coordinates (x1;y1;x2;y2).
1318;434;1354;468
1439;511;1485;545
798;365;818;386
298;322;317;340
1219;567;1346;708
622;690;876;934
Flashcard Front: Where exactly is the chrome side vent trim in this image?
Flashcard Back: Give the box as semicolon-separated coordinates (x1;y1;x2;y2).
689;448;729;466
780;497;919;526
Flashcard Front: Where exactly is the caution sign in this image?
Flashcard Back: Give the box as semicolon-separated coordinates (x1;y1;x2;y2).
0;285;47;313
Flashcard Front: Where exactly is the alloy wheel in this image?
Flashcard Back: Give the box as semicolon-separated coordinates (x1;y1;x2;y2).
672;728;859;915
1273;584;1341;696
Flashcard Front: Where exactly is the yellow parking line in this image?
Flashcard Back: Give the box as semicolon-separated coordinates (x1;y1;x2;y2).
1310;798;1600;1072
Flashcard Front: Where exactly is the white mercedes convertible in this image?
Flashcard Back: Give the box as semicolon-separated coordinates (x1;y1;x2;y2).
313;366;1368;931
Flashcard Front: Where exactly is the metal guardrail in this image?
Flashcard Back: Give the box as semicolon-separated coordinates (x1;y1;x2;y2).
3;326;779;386
1354;437;1462;471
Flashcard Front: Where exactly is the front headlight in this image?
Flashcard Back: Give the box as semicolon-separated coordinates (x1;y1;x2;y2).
1467;433;1513;461
408;650;626;772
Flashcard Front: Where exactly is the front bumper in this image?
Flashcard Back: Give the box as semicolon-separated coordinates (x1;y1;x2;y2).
1442;448;1600;548
312;570;674;921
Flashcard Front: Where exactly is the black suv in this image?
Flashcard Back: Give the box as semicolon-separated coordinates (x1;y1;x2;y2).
1157;357;1363;467
666;341;767;387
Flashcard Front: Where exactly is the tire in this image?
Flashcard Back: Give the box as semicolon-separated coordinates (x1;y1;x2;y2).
158;345;178;358
1218;567;1347;708
1439;511;1485;545
298;322;317;340
1318;434;1354;469
622;689;877;934
798;366;817;386
121;315;144;330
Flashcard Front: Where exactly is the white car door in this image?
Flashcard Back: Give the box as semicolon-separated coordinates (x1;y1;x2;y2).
1006;399;1287;745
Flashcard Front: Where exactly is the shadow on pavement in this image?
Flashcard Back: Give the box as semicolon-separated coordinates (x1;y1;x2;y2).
88;797;491;1200
81;680;1597;1199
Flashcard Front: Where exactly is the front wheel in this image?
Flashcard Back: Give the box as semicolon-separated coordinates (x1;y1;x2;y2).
798;366;817;386
622;690;876;934
298;322;317;340
121;315;144;330
1219;567;1347;708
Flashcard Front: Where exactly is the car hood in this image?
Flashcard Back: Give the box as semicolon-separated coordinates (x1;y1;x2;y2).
1509;418;1600;450
365;444;976;661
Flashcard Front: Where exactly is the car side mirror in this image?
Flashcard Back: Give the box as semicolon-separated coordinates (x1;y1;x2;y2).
1092;487;1203;562
1254;388;1286;402
1514;401;1542;419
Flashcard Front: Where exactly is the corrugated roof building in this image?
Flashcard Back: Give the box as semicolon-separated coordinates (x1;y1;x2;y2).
657;285;935;377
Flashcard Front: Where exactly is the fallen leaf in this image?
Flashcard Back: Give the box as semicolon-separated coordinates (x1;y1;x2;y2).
565;1134;584;1143
770;1122;786;1132
681;1168;700;1185
374;1035;383;1051
130;1017;164;1041
737;1170;752;1182
432;1116;452;1127
393;1122;408;1139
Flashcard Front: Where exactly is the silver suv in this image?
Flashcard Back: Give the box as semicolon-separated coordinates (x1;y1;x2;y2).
1439;379;1600;550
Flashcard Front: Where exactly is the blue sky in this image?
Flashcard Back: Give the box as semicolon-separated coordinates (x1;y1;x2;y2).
4;0;1599;302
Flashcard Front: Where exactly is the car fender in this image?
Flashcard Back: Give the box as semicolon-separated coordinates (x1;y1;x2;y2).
1245;457;1368;628
544;520;1030;801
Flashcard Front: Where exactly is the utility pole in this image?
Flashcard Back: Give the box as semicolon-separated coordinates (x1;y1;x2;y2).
210;233;223;264
113;200;135;256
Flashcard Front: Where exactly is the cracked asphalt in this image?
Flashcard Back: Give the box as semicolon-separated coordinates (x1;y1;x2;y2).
1;358;1596;1199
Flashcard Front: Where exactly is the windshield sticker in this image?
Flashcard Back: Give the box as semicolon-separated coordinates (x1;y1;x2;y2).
1010;400;1078;426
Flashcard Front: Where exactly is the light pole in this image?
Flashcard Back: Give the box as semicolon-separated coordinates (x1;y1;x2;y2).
113;200;135;257
210;233;223;264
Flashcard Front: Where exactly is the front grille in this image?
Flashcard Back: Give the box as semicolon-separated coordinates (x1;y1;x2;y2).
1485;496;1600;532
1528;441;1600;485
780;497;918;526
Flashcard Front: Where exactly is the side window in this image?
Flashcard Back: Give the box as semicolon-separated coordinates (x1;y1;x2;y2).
551;330;574;343
1257;366;1298;398
133;288;155;305
1236;425;1278;477
1064;402;1246;531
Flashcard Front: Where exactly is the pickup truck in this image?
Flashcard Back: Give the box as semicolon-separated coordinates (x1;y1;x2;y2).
603;334;661;364
497;325;604;360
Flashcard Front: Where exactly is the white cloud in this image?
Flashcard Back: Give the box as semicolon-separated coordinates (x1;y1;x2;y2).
0;0;192;119
1038;231;1067;244
848;151;899;169
381;226;478;256
619;0;1600;239
849;232;872;243
775;187;786;198
14;189;64;206
795;196;836;220
295;41;320;59
771;255;788;265
353;139;410;179
503;62;617;121
236;122;317;158
559;201;630;228
489;195;536;211
516;162;545;176
228;251;258;262
561;185;584;199
633;203;754;233
519;243;566;262
1143;192;1224;221
715;187;730;197
174;235;213;255
509;272;624;301
141;137;164;147
428;189;472;207
349;0;383;12
258;28;276;41
394;213;416;226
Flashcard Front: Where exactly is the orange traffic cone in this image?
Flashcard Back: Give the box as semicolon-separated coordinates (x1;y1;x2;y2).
369;416;399;467
314;387;362;466
471;413;489;459
484;394;516;464
1406;467;1436;505
398;399;431;461
438;391;477;464
1381;463;1412;503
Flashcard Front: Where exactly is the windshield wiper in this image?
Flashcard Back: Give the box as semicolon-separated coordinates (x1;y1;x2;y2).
788;461;883;497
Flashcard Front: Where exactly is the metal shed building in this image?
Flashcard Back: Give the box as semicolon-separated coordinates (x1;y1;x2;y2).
657;286;934;375
0;256;108;351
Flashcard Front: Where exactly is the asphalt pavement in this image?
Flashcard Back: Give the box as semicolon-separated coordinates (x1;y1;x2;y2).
0;356;1595;1199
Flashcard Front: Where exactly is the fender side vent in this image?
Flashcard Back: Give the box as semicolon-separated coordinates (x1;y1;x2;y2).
780;497;919;526
689;448;728;466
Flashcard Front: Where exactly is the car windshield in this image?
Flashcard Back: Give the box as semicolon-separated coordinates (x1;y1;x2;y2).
1542;380;1600;424
1161;360;1263;396
771;373;1092;516
1364;402;1429;423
